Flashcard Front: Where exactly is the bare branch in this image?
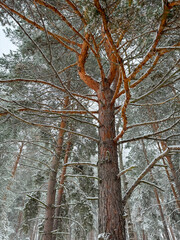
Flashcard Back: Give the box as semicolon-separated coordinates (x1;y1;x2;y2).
127;114;180;130
65;0;87;25
78;33;100;92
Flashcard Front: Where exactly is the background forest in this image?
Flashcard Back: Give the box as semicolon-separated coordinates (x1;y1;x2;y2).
0;0;180;240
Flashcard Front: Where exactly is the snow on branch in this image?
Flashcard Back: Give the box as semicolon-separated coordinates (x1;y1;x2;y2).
118;119;180;144
86;197;98;200
64;162;97;167
140;180;164;192
0;78;98;102
0;106;99;142
123;145;180;205
65;174;99;180
27;194;48;208
117;165;137;178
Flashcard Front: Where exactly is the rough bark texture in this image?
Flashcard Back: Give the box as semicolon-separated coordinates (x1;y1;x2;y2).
43;95;69;240
98;81;126;240
43;120;66;240
52;135;71;239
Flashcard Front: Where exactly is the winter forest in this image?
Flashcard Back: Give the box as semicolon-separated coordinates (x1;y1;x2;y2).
0;0;180;239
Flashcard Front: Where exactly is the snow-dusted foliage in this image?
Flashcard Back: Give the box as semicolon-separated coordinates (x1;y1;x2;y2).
0;0;180;239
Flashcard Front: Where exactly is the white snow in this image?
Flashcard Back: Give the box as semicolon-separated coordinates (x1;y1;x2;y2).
98;232;111;240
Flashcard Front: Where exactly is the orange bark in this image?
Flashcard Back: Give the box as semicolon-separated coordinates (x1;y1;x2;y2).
43;94;69;240
98;80;125;239
52;134;72;238
0;2;80;52
8;143;23;190
78;33;99;92
0;2;179;239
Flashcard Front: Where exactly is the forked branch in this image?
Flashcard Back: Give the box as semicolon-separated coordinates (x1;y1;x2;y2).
0;1;80;53
123;145;180;205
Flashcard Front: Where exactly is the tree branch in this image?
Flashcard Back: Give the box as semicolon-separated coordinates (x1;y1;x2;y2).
0;106;99;142
0;107;98;118
0;1;80;53
140;180;164;192
64;162;97;167
78;33;99;92
123;145;180;205
0;78;98;102
27;194;48;208
117;119;180;144
117;165;137;179
168;0;180;8
127;3;170;82
65;0;87;25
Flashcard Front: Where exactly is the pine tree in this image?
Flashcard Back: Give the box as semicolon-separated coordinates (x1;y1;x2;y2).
0;1;180;239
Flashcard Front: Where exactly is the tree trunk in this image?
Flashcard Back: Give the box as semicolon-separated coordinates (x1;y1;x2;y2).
160;141;180;198
142;229;147;240
160;152;180;210
168;221;176;240
153;189;170;240
52;134;72;239
43;95;69;240
98;82;125;240
43;122;66;240
141;140;170;240
147;106;180;209
119;144;136;240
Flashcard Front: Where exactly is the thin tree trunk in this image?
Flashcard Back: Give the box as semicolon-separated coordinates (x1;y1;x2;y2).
5;142;24;193
15;211;23;236
119;144;135;240
30;220;39;240
160;141;180;198
43;95;69;240
147;106;180;210
142;230;147;240
134;232;138;240
98;82;125;240
167;219;176;240
141;140;170;240
52;133;72;239
158;142;180;210
153;190;170;240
